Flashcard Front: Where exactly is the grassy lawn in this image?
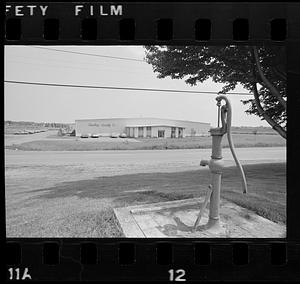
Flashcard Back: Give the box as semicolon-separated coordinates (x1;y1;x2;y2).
6;133;285;151
13;162;285;237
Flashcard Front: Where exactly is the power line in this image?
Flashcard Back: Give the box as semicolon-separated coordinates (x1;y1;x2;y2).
5;80;253;96
28;46;145;62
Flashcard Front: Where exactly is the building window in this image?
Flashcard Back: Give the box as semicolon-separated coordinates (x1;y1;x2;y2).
146;126;151;138
178;128;183;138
158;130;165;138
126;128;130;137
191;128;196;137
130;127;134;137
138;127;144;138
171;127;176;138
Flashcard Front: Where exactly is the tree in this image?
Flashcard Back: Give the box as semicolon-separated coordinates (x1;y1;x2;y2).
144;46;286;138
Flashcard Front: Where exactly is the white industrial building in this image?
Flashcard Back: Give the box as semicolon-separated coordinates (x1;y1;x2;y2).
75;118;210;138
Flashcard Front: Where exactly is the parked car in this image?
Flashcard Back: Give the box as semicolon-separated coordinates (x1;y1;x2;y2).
81;134;89;138
91;134;99;138
119;133;127;138
110;133;119;138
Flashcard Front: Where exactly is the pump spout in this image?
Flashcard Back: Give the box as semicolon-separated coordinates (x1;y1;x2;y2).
216;95;248;194
200;159;209;167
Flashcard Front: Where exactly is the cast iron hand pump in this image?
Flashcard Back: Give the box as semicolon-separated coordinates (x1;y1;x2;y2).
193;95;247;233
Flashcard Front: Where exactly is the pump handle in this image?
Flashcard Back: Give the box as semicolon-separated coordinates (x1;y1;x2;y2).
216;95;248;194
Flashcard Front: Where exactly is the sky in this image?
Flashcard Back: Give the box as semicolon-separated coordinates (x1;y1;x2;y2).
4;45;269;127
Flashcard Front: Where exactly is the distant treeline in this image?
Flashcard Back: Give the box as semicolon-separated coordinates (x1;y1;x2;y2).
231;126;276;135
5;120;73;128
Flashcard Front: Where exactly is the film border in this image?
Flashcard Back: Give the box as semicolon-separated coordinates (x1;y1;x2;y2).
4;0;300;281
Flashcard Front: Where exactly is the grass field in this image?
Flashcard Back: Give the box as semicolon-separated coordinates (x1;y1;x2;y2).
6;162;286;237
230;126;278;135
6;133;285;151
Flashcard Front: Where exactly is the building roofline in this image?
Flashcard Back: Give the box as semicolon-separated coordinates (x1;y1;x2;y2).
75;117;210;125
125;124;186;128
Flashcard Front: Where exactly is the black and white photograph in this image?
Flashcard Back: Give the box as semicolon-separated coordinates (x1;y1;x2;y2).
5;45;286;238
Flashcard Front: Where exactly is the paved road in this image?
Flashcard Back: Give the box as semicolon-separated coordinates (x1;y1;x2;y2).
5;147;286;192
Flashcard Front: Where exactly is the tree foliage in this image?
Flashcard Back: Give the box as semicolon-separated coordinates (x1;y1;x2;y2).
144;46;286;138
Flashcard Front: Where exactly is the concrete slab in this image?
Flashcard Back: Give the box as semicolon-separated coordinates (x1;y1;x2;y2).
113;198;286;238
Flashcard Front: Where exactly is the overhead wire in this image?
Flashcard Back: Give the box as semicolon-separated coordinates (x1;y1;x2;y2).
28;46;145;62
5;58;147;74
9;47;252;96
4;80;253;96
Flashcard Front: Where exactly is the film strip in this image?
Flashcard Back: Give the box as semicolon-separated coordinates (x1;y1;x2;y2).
4;0;300;282
4;2;298;43
5;240;300;281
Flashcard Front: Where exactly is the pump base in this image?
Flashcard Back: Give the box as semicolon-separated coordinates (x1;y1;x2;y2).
114;197;286;238
195;218;227;236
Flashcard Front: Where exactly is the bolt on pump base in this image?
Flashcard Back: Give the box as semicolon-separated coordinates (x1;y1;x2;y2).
193;95;248;234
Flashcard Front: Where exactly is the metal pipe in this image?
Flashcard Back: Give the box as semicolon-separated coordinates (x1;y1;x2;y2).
207;129;224;223
196;95;247;234
216;95;248;194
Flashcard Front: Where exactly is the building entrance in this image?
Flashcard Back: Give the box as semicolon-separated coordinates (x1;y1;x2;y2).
146;126;151;138
158;130;165;138
138;127;144;138
171;127;176;138
178;128;183;138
